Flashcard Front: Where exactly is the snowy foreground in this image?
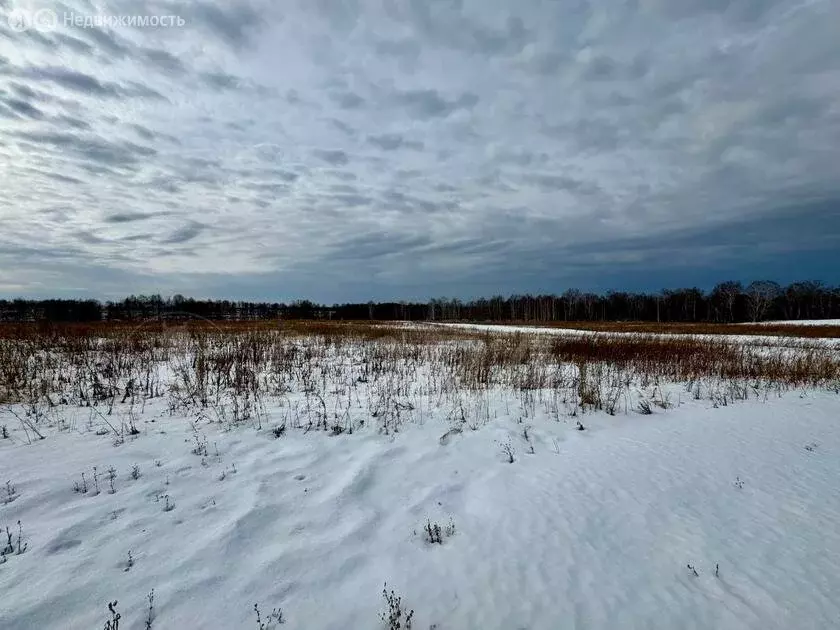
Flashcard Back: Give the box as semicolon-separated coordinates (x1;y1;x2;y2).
2;332;840;629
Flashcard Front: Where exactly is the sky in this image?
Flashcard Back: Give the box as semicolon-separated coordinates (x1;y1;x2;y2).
1;0;839;303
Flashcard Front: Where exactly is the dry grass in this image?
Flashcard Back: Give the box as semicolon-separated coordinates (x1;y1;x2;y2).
0;321;837;431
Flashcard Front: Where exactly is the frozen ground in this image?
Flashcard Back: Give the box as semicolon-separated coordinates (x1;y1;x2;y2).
1;326;840;629
2;392;840;628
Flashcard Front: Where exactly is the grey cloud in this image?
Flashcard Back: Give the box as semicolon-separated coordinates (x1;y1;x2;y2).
201;71;242;90
313;149;349;166
23;66;120;96
242;181;291;196
45;172;84;185
74;230;107;245
331;232;433;261
329;119;357;136
330;193;372;208
18;65;165;100
121;233;154;242
142;49;186;74
14;131;156;167
9;84;44;101
396;89;479;119
144;176;182;194
54;33;95;55
55;115;91;131
274;170;299;183
105;212;161;224
525;174;600;195
376;38;422;60
1;0;838;300
416;237;509;258
161;222;206;245
640;0;771;22
367;133;424;151
332;91;365;109
543;118;620;152
3;97;43;119
552;198;840;266
122;81;167;100
329;184;358;194
328;170;358;181
75;24;132;57
186;2;265;48
401;0;530;57
9;26;52;49
130;124;156;141
580;54;649;82
381;189;456;214
529;51;565;76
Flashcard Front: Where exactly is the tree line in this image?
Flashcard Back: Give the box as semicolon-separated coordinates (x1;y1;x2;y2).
0;281;838;324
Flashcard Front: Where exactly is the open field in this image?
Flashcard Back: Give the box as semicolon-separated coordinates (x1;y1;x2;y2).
434;320;840;339
1;321;839;629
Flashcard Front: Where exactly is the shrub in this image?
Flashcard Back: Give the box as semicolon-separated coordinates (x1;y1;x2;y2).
1;520;27;561
254;603;284;628
636;399;653;415
107;466;117;494
426;516;456;544
380;584;413;630
145;589;155;630
103;600;120;630
500;440;515;463
4;480;17;505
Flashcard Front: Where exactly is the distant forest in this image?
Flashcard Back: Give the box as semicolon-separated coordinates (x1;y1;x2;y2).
1;281;838;324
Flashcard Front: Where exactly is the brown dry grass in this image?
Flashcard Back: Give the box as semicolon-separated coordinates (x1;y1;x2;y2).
0;320;837;416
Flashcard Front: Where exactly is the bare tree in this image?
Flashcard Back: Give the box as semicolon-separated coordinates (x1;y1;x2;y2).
712;281;742;322
745;280;780;322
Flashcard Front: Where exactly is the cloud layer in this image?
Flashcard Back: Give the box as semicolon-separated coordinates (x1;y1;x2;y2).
1;0;839;300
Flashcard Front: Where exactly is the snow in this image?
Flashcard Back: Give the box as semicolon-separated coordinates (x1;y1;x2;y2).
428;322;840;348
751;319;840;326
2;335;840;629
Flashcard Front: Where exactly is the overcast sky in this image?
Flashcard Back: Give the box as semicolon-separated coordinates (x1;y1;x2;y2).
1;0;839;302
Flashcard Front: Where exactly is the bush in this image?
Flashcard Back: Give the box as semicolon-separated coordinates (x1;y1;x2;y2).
423;518;456;545
103;600;120;630
254;603;284;628
500;440;515;463
380;584;414;630
1;520;27;562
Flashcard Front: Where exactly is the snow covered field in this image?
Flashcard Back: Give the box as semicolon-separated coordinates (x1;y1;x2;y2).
1;324;839;629
753;319;840;326
430;322;840;349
